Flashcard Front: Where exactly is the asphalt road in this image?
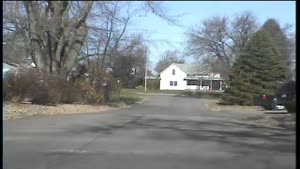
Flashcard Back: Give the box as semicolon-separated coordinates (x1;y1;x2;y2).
4;95;295;169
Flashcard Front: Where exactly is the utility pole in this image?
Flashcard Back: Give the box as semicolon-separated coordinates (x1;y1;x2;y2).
144;57;147;93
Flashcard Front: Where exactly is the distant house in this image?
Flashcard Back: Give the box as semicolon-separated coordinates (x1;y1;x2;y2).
3;59;36;79
159;63;224;91
3;63;17;79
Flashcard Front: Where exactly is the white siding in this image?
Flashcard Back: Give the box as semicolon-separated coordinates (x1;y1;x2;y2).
186;85;199;90
186;85;210;91
160;64;187;90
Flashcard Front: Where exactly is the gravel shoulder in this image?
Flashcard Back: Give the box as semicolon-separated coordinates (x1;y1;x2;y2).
202;98;295;129
3;102;129;120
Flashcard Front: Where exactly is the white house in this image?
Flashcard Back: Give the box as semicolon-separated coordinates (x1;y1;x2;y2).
159;63;224;91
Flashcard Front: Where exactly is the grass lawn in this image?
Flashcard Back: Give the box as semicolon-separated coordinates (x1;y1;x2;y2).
133;86;187;94
117;87;225;105
116;88;148;105
181;90;223;99
116;86;186;104
122;86;225;96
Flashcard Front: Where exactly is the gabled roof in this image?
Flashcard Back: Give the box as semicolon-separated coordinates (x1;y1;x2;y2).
159;63;210;75
175;63;209;75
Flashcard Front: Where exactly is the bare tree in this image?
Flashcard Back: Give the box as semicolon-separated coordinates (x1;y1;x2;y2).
3;1;32;66
155;50;185;73
77;1;135;84
187;11;258;76
144;1;181;26
84;1;178;73
4;1;177;79
4;1;94;77
111;33;149;87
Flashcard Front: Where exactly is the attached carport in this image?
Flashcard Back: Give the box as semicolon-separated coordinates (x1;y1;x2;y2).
184;75;225;91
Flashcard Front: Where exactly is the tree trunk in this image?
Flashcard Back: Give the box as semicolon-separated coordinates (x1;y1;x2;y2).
23;1;93;78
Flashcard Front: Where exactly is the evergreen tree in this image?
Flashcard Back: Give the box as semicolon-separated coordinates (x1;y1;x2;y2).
220;29;285;105
220;19;292;106
260;19;292;81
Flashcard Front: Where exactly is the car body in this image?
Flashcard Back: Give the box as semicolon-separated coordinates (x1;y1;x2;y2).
259;81;295;112
275;81;296;113
261;95;279;110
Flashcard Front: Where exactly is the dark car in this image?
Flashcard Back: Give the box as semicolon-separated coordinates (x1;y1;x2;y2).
259;81;296;112
260;94;278;110
275;80;296;113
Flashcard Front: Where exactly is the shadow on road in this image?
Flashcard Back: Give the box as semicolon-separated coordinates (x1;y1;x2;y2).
64;115;295;153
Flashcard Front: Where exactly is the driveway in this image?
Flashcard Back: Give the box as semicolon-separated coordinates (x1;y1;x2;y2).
3;95;295;169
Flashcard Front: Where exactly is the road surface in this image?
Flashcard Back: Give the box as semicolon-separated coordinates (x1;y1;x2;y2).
4;95;295;169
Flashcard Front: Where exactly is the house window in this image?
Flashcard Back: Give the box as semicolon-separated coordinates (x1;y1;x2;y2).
174;81;177;86
172;69;175;75
170;81;173;86
202;80;210;86
187;80;200;86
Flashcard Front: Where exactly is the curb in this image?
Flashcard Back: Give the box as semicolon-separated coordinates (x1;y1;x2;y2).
136;93;177;96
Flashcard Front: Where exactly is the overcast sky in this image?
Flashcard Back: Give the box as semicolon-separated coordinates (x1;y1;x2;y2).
125;1;296;71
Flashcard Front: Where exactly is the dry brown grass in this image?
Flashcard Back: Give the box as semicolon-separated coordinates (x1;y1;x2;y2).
3;102;123;120
204;98;263;113
248;114;295;129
